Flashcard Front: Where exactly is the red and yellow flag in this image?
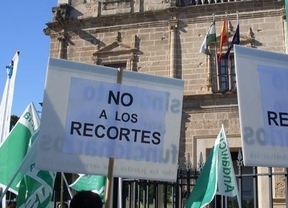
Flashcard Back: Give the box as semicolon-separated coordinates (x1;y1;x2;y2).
218;20;227;62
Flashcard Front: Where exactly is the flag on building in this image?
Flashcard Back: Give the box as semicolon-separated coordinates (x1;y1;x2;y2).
224;24;240;59
0;51;20;144
0;102;40;194
16;139;56;208
218;20;228;62
70;174;106;202
199;21;216;55
184;125;241;208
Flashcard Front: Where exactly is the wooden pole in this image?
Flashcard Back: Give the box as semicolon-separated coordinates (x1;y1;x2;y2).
60;173;64;208
105;68;123;208
58;33;65;208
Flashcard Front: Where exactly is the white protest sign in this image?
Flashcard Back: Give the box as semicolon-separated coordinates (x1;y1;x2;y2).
36;58;184;181
64;78;167;161
235;45;288;167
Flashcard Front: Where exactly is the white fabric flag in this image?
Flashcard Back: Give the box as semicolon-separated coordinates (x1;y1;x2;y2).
216;125;241;206
0;51;20;144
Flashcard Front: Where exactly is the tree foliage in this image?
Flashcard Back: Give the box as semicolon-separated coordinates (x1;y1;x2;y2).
10;115;19;130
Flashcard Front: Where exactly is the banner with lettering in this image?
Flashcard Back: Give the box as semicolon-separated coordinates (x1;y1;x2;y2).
235;45;288;167
36;58;184;182
257;65;288;147
63;78;166;162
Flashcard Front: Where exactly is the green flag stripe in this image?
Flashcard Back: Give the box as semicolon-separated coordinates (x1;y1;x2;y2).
70;175;106;201
207;33;216;43
184;145;218;208
0;123;32;192
0;103;40;193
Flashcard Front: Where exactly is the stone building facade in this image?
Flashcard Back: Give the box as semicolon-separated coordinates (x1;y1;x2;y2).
44;0;287;207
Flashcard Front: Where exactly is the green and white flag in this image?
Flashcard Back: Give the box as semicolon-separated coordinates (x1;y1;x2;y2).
0;102;40;194
70;174;106;202
185;125;241;208
184;136;219;208
216;126;241;202
16;139;56;208
199;21;216;55
0;51;20;144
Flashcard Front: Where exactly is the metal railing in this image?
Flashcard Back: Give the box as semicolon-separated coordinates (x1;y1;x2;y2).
121;151;288;208
176;0;253;7
212;73;237;93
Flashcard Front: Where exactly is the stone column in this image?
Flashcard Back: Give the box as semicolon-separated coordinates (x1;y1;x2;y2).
57;31;68;59
169;19;178;78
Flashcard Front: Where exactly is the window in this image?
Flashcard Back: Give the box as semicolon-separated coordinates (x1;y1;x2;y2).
176;0;234;7
104;63;126;70
104;0;127;2
213;54;236;93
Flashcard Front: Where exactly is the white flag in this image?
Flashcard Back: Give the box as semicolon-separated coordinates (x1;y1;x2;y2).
199;22;216;55
216;125;241;205
0;51;20;144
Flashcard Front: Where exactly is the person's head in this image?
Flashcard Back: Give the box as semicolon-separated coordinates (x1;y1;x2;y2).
7;202;16;208
57;202;68;208
70;191;103;208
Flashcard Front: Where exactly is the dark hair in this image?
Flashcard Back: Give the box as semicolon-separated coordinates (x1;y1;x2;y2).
57;202;68;208
70;191;103;208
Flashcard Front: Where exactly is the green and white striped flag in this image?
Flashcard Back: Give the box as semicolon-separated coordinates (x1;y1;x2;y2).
185;125;241;208
0;102;40;194
16;138;56;208
70;174;106;202
199;21;216;55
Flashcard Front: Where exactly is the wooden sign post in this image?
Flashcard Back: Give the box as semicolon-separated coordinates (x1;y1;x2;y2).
105;68;123;208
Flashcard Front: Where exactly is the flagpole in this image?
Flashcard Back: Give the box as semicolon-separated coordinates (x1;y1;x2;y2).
58;34;66;208
0;78;11;143
221;125;242;208
118;177;123;208
0;51;20;144
1;76;12;208
237;11;239;25
0;51;20;208
0;70;11;208
232;11;239;92
236;190;242;208
213;14;220;92
225;12;229;48
61;173;73;199
226;11;233;91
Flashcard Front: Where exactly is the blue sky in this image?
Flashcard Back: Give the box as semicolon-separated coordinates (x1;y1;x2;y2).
0;0;57;116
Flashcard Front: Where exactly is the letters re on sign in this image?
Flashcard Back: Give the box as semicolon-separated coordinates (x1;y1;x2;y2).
235;45;288;168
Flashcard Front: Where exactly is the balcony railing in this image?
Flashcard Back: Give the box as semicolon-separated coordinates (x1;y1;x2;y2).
176;0;252;7
212;73;237;93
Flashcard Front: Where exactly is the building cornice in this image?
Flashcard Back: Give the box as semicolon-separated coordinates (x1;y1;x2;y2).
183;93;238;113
45;1;284;33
